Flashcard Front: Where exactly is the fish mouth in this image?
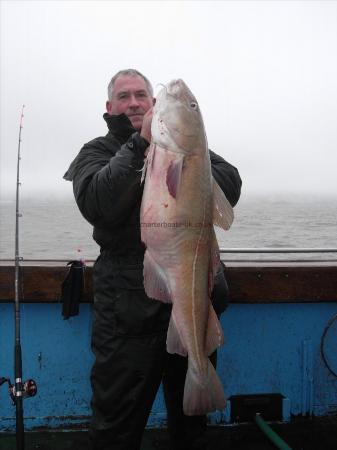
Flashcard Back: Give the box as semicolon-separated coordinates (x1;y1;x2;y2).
166;79;189;98
157;80;194;106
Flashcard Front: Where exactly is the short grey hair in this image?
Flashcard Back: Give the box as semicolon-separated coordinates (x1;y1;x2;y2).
107;69;154;100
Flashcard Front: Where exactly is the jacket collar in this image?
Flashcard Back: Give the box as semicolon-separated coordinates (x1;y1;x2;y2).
103;112;137;142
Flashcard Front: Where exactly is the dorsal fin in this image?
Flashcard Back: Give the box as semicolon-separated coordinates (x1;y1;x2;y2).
213;179;234;231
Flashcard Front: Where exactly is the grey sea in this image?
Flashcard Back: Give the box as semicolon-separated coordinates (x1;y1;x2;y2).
0;194;336;262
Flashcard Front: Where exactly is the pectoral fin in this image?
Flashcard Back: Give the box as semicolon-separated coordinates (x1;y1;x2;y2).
166;156;184;198
212;179;234;231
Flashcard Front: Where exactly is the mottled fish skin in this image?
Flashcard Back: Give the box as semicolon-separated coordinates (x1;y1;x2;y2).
140;79;233;416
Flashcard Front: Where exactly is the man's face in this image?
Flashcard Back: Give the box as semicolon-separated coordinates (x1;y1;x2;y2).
106;75;154;130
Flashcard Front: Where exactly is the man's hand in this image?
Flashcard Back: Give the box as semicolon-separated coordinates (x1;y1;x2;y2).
140;108;153;144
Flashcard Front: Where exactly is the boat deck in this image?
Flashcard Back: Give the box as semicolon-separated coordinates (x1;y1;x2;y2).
1;418;337;450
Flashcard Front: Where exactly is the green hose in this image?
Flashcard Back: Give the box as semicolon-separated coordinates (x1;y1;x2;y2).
254;413;293;450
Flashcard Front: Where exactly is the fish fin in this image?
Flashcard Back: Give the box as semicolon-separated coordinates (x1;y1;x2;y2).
183;360;226;416
141;143;155;183
143;250;172;303
205;303;224;356
141;156;148;183
166;156;184;198
166;312;188;356
212;179;234;231
208;228;221;297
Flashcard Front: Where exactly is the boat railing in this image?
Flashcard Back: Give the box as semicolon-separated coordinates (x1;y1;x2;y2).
1;247;337;265
218;247;337;263
219;248;337;253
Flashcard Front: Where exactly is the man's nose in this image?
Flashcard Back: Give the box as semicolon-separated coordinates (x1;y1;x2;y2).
129;95;140;108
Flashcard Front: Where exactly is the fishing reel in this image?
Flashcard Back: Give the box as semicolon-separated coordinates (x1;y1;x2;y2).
0;377;37;403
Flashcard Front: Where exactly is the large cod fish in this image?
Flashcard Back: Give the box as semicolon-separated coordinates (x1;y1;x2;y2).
140;79;234;416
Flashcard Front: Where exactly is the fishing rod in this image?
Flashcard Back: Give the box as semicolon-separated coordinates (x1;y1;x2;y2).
0;105;37;450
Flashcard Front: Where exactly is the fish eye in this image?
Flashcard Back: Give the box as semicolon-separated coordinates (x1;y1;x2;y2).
190;101;198;110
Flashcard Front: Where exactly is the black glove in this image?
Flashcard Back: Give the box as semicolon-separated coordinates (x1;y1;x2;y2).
61;260;85;319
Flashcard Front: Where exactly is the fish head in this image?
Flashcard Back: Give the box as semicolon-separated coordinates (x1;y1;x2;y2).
152;79;207;155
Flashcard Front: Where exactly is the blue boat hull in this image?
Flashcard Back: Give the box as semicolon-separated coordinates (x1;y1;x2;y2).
2;302;337;430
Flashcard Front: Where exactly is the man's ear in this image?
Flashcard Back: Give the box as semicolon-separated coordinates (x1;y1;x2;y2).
106;101;112;114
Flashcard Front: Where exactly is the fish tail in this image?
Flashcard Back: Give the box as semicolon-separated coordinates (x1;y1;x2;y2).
183;359;226;416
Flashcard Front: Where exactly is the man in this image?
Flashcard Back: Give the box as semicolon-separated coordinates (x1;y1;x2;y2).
64;69;242;450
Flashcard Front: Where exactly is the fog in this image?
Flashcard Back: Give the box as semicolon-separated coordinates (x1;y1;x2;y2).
1;1;337;199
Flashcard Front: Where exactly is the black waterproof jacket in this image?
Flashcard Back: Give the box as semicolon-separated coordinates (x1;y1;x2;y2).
65;113;241;253
64;113;242;309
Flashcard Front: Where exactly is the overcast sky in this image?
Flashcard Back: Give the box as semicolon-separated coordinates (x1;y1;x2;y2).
1;0;337;199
